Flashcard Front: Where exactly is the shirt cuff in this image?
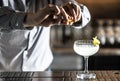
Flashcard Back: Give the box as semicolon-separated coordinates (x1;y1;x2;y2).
10;12;27;29
72;4;91;29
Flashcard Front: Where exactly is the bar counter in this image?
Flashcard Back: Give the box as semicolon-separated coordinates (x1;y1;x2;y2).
0;70;119;81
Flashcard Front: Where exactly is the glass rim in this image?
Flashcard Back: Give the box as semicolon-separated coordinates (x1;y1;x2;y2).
74;40;93;42
74;40;93;45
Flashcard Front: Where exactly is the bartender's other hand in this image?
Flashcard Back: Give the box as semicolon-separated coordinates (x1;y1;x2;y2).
61;2;81;25
24;4;61;27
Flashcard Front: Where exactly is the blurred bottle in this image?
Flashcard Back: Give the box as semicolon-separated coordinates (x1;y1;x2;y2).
50;26;56;45
50;25;63;45
61;25;73;44
105;19;115;46
65;25;72;43
96;19;106;46
114;19;120;47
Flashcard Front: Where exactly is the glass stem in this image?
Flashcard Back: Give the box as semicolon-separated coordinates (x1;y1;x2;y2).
84;56;89;73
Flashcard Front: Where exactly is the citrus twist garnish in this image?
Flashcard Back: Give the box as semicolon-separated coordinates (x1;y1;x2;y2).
92;36;100;46
67;17;74;25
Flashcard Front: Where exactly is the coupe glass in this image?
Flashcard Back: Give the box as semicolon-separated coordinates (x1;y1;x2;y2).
73;40;99;79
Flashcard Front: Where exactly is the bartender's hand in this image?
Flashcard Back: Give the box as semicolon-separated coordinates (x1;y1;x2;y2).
24;4;62;27
24;2;81;27
61;2;81;25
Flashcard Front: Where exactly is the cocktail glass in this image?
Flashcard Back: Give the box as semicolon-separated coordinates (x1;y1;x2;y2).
73;40;99;79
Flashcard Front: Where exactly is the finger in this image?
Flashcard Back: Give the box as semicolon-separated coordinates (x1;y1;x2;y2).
77;11;81;22
60;7;70;24
71;3;78;22
49;4;61;15
52;14;62;24
63;4;76;21
62;20;70;25
71;3;81;21
60;8;74;25
72;9;77;22
53;5;61;15
75;4;81;21
71;3;78;15
53;19;61;25
62;2;75;16
62;2;81;22
39;15;53;27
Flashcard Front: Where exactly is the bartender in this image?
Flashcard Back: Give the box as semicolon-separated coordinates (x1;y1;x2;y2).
0;0;91;71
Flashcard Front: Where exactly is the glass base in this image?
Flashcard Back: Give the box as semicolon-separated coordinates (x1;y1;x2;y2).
77;73;96;79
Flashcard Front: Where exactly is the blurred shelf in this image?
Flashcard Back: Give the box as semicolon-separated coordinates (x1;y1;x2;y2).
98;48;120;56
52;45;120;56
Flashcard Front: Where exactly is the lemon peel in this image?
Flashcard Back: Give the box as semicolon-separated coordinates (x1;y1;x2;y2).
93;36;100;46
67;17;74;25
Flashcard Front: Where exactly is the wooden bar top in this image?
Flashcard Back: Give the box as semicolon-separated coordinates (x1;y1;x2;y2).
0;70;119;81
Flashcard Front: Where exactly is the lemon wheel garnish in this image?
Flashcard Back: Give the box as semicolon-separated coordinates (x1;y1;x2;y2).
92;36;100;46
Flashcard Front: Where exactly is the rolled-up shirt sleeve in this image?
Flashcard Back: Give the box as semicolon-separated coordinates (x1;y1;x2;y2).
0;7;26;30
72;4;91;29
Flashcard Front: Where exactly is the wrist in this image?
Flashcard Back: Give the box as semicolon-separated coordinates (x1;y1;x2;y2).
23;13;37;27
